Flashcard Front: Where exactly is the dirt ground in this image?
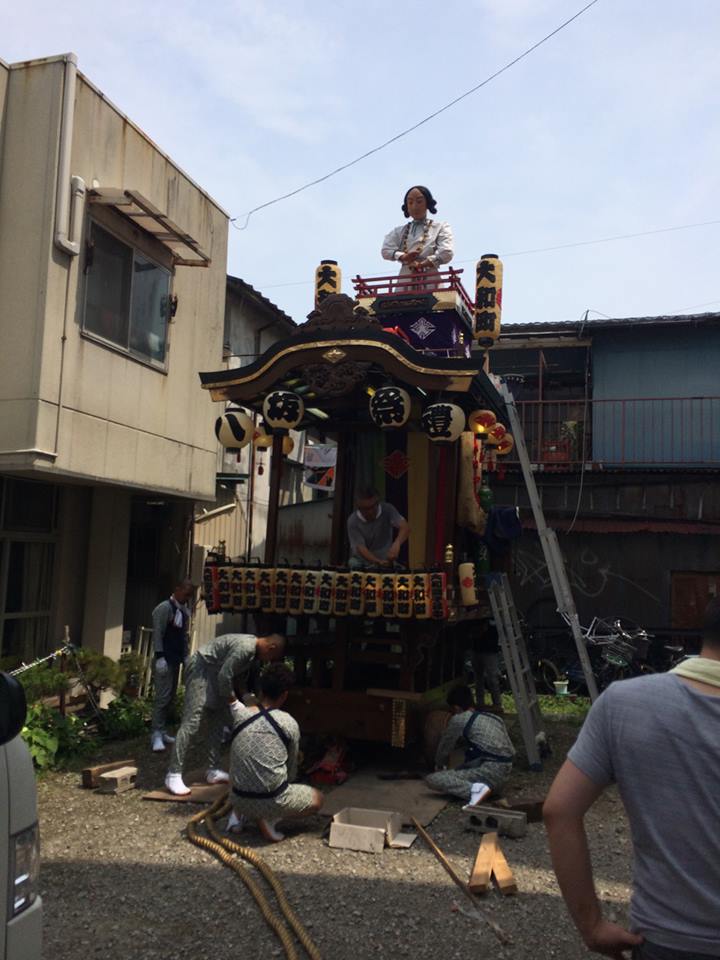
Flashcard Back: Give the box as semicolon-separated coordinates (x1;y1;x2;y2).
37;716;632;960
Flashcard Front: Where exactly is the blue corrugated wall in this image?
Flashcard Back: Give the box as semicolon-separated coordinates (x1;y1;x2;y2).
592;327;720;465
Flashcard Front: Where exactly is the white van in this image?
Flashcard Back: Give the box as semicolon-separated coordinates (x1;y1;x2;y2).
0;673;42;960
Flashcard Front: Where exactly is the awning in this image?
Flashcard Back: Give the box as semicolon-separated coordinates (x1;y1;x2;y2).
87;188;210;266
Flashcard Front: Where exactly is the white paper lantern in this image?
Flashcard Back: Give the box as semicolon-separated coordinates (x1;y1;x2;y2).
262;390;305;431
421;402;465;443
214;409;254;449
369;386;411;429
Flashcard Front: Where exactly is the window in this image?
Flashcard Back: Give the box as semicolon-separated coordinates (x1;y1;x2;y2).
84;219;172;367
0;479;57;663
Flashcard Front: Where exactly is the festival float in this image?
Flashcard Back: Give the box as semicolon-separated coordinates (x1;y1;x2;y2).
199;249;515;748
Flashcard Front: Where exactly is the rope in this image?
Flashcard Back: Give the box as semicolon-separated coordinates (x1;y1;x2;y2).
186;793;322;960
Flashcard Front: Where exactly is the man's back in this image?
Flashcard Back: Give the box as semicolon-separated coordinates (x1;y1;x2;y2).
569;673;720;955
230;705;299;794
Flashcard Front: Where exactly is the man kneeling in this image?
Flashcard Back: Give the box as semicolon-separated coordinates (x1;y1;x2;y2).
228;663;322;842
425;685;515;806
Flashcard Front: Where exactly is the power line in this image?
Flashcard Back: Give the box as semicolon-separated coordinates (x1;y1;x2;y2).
230;0;603;231
257;217;720;290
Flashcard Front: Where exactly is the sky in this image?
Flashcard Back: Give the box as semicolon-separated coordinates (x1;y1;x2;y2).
2;0;720;326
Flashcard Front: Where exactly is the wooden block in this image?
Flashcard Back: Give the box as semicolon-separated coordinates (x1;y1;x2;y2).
82;759;136;789
491;844;517;896
98;765;138;795
468;832;497;894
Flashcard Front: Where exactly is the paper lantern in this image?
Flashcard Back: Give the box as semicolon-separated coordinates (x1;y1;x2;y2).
363;572;381;617
282;436;295;456
421;402;465;443
259;567;275;613
467;409;497;435
287;569;305;616
348;571;365;616
301;569;321;615
262;390;304;431
473;254;503;347
369;386;411;429
318;570;336;616
334;571;350;616
315;259;342;306
429;571;448;620
395;574;413;618
254;429;274;450
214;409;253;449
496;434;515;456
380;574;397;619
412;572;430;620
486;422;508;445
458;562;478;606
274;567;290;614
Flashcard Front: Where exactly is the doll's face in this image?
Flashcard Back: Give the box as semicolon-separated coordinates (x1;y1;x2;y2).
406;188;428;220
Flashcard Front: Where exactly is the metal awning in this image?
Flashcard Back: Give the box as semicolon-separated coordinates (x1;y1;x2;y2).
87;188;210;266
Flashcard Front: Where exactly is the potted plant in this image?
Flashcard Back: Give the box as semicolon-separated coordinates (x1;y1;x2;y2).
553;675;569;696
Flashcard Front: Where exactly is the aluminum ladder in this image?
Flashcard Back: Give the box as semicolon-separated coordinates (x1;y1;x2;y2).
498;381;599;701
488;573;548;771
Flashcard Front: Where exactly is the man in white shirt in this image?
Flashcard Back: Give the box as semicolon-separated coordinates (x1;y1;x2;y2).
346;487;410;569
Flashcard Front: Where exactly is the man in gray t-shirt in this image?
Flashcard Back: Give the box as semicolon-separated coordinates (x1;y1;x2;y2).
544;601;720;959
346;487;410;568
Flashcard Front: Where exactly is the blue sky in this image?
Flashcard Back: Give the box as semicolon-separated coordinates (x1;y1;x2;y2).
3;0;720;326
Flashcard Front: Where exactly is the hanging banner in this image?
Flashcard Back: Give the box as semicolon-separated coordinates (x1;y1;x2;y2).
303;444;337;491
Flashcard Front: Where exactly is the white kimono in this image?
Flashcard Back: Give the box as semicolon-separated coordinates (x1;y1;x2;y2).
381;218;454;279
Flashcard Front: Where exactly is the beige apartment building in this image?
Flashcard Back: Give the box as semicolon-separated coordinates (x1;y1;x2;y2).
0;52;228;664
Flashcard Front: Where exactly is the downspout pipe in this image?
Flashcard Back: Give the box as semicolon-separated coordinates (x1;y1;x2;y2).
54;53;86;256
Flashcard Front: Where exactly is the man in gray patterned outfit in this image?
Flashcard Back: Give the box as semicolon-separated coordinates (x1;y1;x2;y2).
227;662;322;842
165;631;285;796
425;685;515;804
150;579;193;753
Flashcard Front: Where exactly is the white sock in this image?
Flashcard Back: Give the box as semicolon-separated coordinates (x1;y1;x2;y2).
227;810;245;833
469;782;491;806
206;768;230;784
165;773;190;796
151;732;165;752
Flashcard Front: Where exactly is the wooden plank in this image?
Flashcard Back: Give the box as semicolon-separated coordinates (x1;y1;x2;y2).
468;832;497;894
82;759;136;789
264;433;284;563
491;844;517;896
366;688;423;702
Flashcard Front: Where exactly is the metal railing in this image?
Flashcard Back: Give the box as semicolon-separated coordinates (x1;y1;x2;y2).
504;396;720;468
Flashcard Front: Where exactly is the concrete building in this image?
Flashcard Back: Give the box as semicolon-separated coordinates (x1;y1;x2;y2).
488;312;720;640
0;53;228;664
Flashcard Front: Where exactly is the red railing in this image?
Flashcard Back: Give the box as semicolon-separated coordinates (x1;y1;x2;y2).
505;397;720;468
352;267;476;315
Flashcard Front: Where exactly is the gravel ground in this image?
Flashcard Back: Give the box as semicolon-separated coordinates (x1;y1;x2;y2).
38;717;632;960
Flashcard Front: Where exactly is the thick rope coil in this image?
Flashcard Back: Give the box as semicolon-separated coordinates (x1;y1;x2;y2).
186;793;322;960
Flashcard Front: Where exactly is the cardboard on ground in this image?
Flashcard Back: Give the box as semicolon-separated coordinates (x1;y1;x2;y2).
329;807;417;854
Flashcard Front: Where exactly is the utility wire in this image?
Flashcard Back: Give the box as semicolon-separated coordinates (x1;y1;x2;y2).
258;217;720;290
230;0;603;230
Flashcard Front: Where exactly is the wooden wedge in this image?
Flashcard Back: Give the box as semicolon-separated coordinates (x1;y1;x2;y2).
468;832;498;894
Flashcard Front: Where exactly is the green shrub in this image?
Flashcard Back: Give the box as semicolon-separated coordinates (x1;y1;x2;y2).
21;703;99;769
100;696;150;740
14;663;70;704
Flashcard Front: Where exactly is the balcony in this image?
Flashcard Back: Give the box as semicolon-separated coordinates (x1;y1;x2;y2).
505;396;720;469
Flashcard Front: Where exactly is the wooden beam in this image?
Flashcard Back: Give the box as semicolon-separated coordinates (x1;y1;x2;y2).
491;844;517;896
468;832;497;894
264;433;284;564
82;759;136;789
330;431;350;565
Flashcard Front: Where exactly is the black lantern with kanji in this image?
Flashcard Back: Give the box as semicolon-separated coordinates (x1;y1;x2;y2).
262;390;304;431
421;402;465;443
369;386;411;429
